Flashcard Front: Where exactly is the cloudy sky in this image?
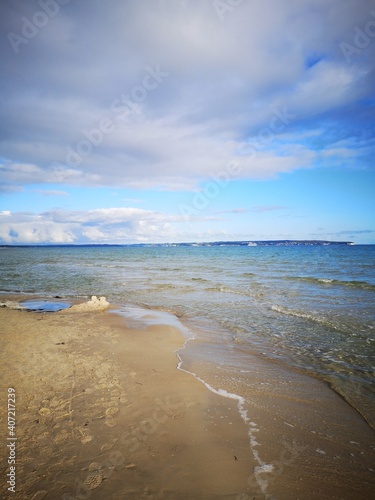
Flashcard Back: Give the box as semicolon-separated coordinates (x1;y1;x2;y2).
1;0;374;244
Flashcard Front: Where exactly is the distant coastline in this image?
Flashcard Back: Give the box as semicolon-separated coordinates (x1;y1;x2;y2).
0;240;355;248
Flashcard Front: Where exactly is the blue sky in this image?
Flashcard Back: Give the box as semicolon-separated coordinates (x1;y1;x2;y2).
1;0;374;244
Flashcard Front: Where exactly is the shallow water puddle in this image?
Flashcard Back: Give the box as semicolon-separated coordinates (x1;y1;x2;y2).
21;299;71;312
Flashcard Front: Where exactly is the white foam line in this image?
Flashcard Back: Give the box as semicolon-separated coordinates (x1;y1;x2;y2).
112;304;275;496
175;339;274;498
115;305;275;496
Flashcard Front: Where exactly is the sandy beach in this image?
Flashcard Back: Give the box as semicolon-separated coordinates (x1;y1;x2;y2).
1;296;374;499
0;299;253;499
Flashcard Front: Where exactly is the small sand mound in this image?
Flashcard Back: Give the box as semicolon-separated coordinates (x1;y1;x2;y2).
0;300;25;310
62;296;109;313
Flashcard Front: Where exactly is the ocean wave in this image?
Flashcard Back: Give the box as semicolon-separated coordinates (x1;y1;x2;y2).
0;288;36;295
157;267;183;272
151;283;194;294
153;283;178;290
204;285;249;296
270;304;349;333
203;284;264;299
285;276;375;290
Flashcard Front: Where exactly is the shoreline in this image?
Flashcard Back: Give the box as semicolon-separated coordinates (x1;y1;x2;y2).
175;328;375;499
2;291;373;432
0;298;255;499
1;296;375;499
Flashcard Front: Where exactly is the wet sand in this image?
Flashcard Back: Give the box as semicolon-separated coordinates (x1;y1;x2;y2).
1;298;374;499
181;336;375;499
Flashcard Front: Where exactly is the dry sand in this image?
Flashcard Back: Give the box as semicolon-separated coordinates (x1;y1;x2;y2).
1;297;374;499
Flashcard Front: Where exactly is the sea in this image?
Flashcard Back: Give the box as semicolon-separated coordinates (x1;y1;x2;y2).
1;243;374;433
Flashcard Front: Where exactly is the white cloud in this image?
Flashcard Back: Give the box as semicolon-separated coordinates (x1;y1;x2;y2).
0;207;191;244
0;0;373;193
0;161;99;188
252;206;288;213
33;189;69;197
286;61;359;117
1;205;272;244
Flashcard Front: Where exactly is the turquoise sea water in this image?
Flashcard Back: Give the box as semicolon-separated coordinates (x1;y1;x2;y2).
1;244;374;427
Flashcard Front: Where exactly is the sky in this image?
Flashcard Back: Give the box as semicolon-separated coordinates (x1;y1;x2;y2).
0;0;374;245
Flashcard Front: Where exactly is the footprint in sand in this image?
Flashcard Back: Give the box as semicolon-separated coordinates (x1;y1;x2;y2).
74;426;93;444
100;438;118;452
105;416;117;428
84;463;104;490
53;429;71;445
105;406;119;417
38;408;52;416
105;405;119;427
84;471;103;490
